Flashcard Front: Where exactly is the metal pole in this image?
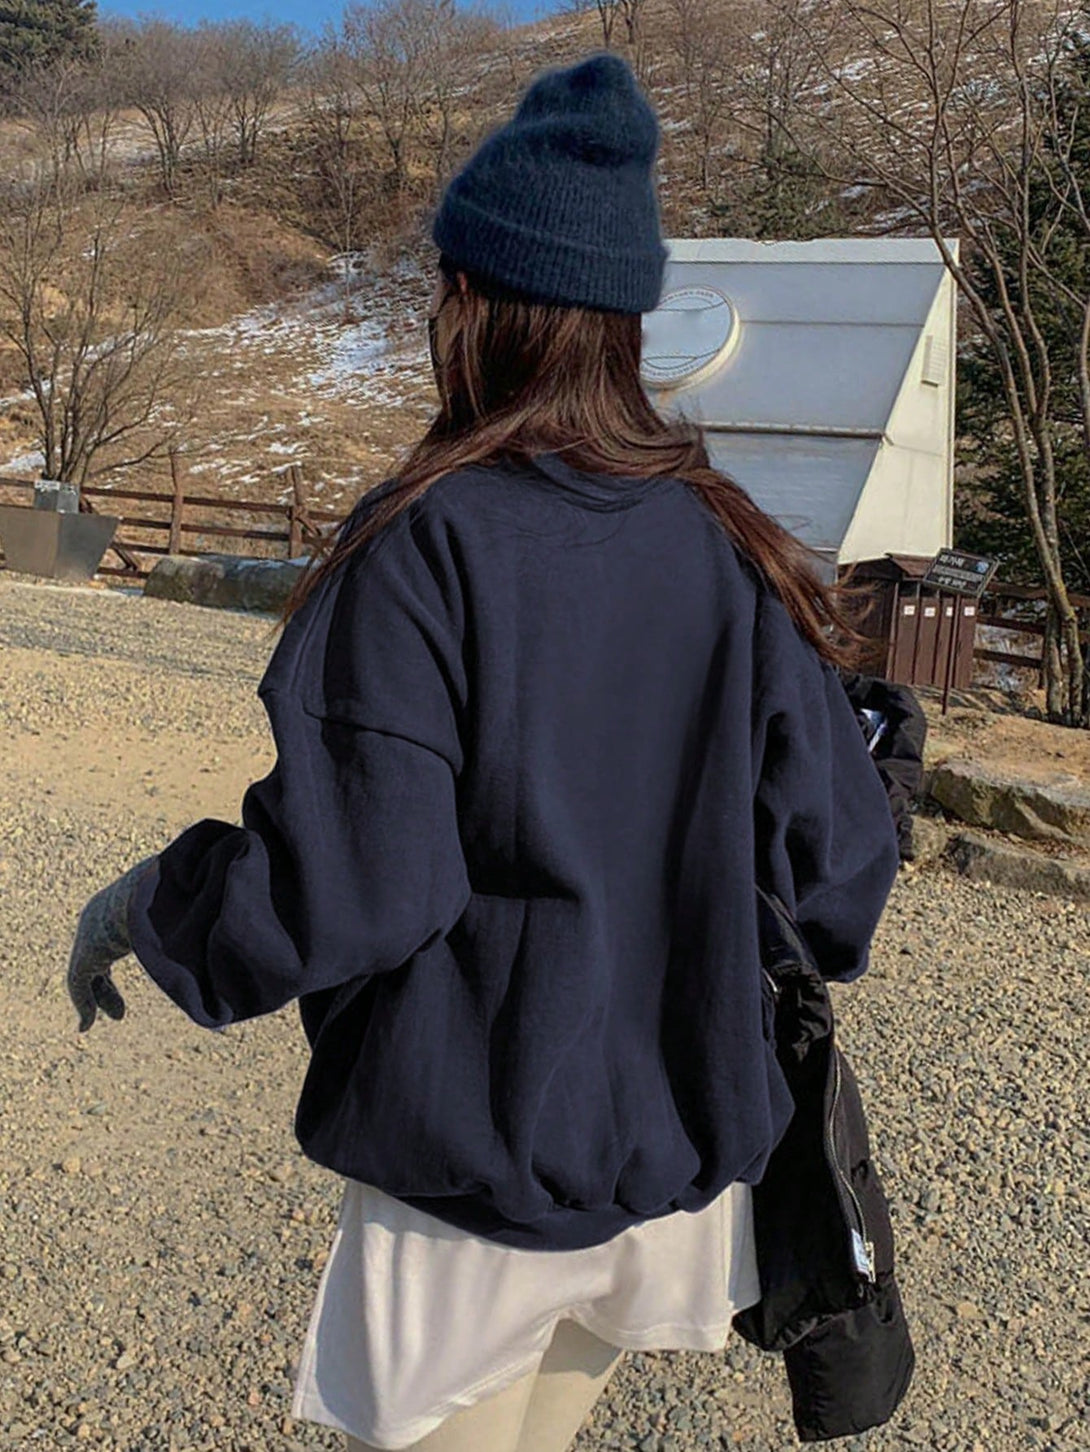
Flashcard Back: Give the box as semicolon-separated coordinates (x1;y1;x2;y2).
885;583;898;681
941;594;959;715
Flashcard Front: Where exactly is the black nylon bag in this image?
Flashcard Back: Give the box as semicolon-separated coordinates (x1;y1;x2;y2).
783;1275;916;1442
732;887;915;1441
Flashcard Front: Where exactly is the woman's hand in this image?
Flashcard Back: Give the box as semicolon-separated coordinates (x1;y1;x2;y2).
67;856;157;1032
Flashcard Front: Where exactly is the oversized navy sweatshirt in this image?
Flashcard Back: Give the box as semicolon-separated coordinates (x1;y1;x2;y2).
128;453;900;1250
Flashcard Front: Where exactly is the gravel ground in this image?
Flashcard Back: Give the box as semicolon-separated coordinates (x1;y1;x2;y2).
0;573;1087;1452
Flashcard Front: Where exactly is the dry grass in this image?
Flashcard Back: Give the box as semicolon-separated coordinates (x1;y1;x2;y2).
0;186;431;517
155;259;438;512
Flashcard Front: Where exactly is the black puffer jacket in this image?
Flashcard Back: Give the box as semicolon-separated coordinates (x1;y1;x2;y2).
837;672;928;863
733;888;915;1442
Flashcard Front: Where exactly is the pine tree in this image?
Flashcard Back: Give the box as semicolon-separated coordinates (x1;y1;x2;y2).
0;0;97;85
747;146;847;242
709;147;847;242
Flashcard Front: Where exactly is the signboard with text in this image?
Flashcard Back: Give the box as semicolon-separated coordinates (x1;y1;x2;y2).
921;549;997;598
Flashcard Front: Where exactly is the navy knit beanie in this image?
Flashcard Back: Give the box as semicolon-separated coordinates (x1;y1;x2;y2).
432;53;667;314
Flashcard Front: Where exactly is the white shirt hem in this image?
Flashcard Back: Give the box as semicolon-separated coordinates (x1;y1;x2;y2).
292;1342;552;1449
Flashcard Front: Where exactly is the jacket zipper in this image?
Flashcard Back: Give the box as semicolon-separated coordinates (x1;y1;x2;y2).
826;1048;876;1283
764;962;876;1283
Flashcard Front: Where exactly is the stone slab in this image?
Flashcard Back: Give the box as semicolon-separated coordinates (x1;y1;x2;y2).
948;831;1090;902
927;758;1090;847
144;554;307;615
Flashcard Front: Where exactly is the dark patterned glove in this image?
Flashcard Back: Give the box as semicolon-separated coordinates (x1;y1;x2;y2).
67;856;158;1033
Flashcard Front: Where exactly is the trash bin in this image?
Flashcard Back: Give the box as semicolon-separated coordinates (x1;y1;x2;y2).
843;554;979;689
0;480;119;581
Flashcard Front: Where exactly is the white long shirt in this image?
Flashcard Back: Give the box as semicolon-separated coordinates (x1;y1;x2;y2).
291;1177;761;1449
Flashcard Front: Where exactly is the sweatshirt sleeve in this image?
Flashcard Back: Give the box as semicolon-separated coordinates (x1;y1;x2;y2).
127;500;473;1028
751;585;900;984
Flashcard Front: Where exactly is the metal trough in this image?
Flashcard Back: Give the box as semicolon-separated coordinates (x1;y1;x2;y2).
0;480;118;581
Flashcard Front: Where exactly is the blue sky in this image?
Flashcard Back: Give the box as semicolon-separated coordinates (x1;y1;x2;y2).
98;0;556;38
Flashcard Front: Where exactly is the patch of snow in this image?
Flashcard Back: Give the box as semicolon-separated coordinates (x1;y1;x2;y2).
307;316;391;389
835;57;875;83
0;388;36;409
1;449;45;475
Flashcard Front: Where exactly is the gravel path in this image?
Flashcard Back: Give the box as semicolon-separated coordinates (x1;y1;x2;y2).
0;574;1087;1451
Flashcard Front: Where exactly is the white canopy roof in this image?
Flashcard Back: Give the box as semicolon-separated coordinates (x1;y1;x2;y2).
642;238;959;569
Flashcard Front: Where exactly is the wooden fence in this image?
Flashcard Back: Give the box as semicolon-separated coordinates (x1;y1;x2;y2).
0;462;350;579
974;581;1090;686
0;474;1087;689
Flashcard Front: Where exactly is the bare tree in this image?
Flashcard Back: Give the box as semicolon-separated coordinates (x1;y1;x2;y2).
737;0;831;170
343;0;430;198
660;0;736;201
594;0;621;49
7;32;132;187
618;0;649;80
797;0;1088;723
191;25;235;207
113;20;199;197
417;1;497;186
0;168;201;483
716;0;841;235
587;0;647;73
213;20;299;167
301;37;377;317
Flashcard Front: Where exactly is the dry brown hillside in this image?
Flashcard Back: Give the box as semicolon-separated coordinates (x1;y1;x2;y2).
0;0;1082;522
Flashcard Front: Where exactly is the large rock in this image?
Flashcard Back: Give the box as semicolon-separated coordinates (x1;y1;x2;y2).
905;815;951;866
949;831;1090;902
144;554;308;615
927;758;1090;847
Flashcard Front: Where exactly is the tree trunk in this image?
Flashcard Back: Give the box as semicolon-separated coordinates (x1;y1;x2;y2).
1059;613;1087;726
1043;605;1065;719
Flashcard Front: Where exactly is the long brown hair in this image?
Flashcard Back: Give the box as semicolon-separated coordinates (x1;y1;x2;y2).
278;266;875;670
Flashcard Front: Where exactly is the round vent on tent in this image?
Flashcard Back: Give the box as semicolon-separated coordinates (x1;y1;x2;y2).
640;287;739;391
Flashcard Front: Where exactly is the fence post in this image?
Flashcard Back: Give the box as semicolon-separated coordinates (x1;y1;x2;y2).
288;465;307;559
168;448;184;556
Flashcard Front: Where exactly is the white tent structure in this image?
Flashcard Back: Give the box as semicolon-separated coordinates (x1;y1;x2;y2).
640;238;959;579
